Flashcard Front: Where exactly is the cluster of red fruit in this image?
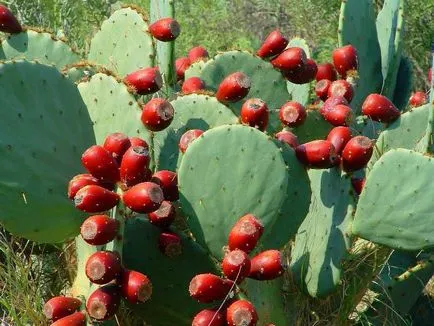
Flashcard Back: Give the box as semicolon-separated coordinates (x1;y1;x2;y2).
190;214;284;326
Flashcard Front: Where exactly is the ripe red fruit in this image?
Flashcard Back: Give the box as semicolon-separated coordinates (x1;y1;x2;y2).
151;170;179;201
240;98;269;131
342;136;374;172
158;232;182;257
249;250;285;280
68;174;102;200
192;309;226;326
271;47;307;72
149;17;180;41
409;91;427;107
279;101;306;127
332;45;358;77
175;57;191;81
86;284;121;321
129;137;149;149
222;249;251;283
189;273;234;303
103;132;131;162
148;200;176;227
85;251;122;285
284;58;318;84
120;146;151;187
43;296;81;322
351;177;366;195
315;79;332;101
316;63;337;81
226;300;258;326
74;185;119;213
228;214;264;253
216;72;251;103
321;104;353;126
80;215;119;246
182;77;206;94
320;96;349;116
141;98;174;132
256;29;289;58
122;182;164;213
188;46;209;63
295;140;338;169
326;126;352;154
81;145;120;183
275;130;299;149
121;269;152;304
178;129;204;153
51;311;86;326
328;80;354;102
124;67;163;95
0;5;22;34
361;94;400;123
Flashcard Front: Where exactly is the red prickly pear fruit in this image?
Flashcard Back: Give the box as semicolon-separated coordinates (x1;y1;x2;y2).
328;80;354;103
320;96;349;116
316;63;337;81
80;215;119;246
158;232;182;257
189;273;234;303
216;72;251;103
256;29;289;58
122;182;164;213
179;129;204;153
43;296;82;322
148;200;176;227
141;98;174;132
351;177;365;195
342;136;374;172
0;5;22;34
182;77;206;94
151;170;179;201
332;45;358;77
295;140;338;169
248;250;285;280
188;46;209;63
279;101;306;127
175;57;191;81
86;284;121;321
284;58;318;84
121;269;152;304
240;98;269;131
326;126;352;154
120;146;151;187
192;309;226;326
315;79;332;101
124;67;163;95
275;130;299;149
149;17;180;42
129;137;149;149
271;47;307;72
222;249;251;283
361;94;400;123
103;132;131;162
226;300;258;326
322;104;353;126
85;250;122;285
74;185;119;213
228;214;264;253
81;145;120;183
409;91;427;107
51;311;86;326
68;174;101;200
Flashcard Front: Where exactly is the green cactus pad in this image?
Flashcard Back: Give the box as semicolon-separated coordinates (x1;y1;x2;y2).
178;124;289;259
338;0;383;114
122;217;219;326
0;60;94;243
199;50;289;133
153;94;238;171
184;60;206;79
290;109;333;143
77;72;152;147
353;115;384;140
286;37;311;106
353;149;434;250
62;62;100;84
88;7;155;77
392;56;413;111
290;168;355;298
0;29;80;69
